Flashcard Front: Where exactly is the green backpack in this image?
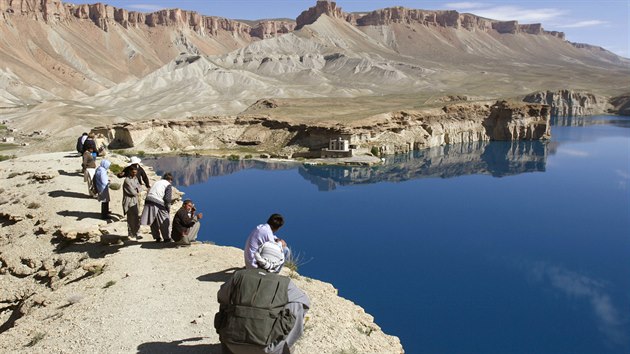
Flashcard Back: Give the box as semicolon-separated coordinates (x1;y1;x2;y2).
215;269;296;346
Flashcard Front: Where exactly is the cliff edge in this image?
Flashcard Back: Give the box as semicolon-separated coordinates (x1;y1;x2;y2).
0;152;403;353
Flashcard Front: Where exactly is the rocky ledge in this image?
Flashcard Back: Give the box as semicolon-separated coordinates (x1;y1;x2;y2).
0;152;404;353
523;90;630;117
93;100;550;158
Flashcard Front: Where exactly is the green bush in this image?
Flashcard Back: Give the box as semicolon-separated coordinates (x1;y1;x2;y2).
137;150;146;157
228;154;240;161
370;146;380;157
0;154;15;162
244;154;253;159
109;163;123;175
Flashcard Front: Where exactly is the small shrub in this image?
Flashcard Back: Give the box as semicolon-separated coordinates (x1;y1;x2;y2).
108;183;121;190
137;150;146;157
244;154;253;159
370;146;380;157
109;163;123;175
25;332;46;347
8;172;20;178
228;154;240;161
27;202;41;209
0;155;15;162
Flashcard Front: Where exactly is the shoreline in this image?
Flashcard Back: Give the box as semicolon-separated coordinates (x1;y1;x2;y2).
0;151;404;353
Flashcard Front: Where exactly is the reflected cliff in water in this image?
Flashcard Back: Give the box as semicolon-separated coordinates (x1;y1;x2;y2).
301;140;548;191
143;157;298;187
144;140;548;190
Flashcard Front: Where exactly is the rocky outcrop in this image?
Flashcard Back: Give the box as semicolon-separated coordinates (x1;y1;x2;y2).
523;90;610;117
93;101;549;157
0;0;252;36
609;94;630;116
250;20;296;39
295;0;565;39
296;0;350;29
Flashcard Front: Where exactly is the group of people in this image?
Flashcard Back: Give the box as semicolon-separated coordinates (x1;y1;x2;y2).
77;138;309;352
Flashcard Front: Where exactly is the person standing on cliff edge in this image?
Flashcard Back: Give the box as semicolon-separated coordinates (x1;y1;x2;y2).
244;214;291;270
140;173;173;243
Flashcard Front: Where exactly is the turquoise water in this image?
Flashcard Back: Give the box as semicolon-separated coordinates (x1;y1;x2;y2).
145;115;630;354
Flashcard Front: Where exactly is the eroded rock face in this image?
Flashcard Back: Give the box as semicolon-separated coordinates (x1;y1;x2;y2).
295;0;565;39
523;90;609;117
93;101;549;157
609;94;630;116
250;20;296;39
0;0;252;36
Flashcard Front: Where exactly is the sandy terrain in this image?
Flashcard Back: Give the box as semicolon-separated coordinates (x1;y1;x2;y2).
0;151;403;353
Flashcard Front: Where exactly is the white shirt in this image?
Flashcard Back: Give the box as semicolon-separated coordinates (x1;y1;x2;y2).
244;223;277;268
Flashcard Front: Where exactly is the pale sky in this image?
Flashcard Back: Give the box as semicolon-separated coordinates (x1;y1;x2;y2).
99;0;629;58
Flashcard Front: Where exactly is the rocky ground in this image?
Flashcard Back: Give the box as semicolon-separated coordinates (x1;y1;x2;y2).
0;151;403;353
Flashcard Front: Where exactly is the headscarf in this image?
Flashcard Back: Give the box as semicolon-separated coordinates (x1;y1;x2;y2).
254;241;285;273
95;159;111;193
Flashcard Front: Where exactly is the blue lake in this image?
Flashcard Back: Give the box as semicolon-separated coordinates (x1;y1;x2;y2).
145;115;630;354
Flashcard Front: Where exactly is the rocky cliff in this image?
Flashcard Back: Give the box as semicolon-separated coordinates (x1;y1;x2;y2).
609;94;630;116
93;100;549;157
0;0;292;39
523;90;610;117
296;0;565;39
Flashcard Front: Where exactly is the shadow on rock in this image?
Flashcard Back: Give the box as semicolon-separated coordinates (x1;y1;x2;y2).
49;190;91;199
57;210;121;221
197;267;242;283
54;239;135;258
137;337;221;354
57;169;82;177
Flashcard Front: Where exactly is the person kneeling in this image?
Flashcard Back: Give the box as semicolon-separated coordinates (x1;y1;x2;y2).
171;199;202;246
215;241;310;354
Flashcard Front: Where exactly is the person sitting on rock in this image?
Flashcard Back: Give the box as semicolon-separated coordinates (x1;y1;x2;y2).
122;166;142;240
94;159;112;219
117;156;150;189
171;199;203;246
244;213;291;270
140;173;173;243
215;241;310;354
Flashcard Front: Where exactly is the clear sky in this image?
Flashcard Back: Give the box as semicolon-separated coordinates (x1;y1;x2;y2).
99;0;629;58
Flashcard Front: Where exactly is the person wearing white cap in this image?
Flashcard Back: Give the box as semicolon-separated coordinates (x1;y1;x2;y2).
117;156;150;189
216;241;310;354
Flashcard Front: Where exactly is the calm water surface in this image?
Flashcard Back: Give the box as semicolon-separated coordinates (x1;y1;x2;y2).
145;115;630;354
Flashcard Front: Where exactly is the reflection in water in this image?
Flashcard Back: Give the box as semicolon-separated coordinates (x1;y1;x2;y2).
144;141;549;190
525;261;628;349
143;157;298;187
300;140;548;191
552;115;630;128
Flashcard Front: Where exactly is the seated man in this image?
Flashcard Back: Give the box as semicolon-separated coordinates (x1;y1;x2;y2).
171;199;203;246
244;213;291;269
215;241;310;354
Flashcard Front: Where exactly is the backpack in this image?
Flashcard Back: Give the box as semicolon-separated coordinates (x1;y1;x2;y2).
215;269;295;346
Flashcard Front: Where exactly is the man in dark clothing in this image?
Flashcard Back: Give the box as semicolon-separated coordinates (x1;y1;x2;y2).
171;199;203;246
117;156;150;188
76;132;88;154
215;241;310;354
82;133;97;158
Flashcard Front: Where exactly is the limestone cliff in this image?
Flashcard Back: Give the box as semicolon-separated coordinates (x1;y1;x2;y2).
523;90;610;117
609;94;630;116
296;0;565;39
93;100;549;157
250;20;296;39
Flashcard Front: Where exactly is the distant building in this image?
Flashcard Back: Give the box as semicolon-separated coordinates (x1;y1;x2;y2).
321;136;353;158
